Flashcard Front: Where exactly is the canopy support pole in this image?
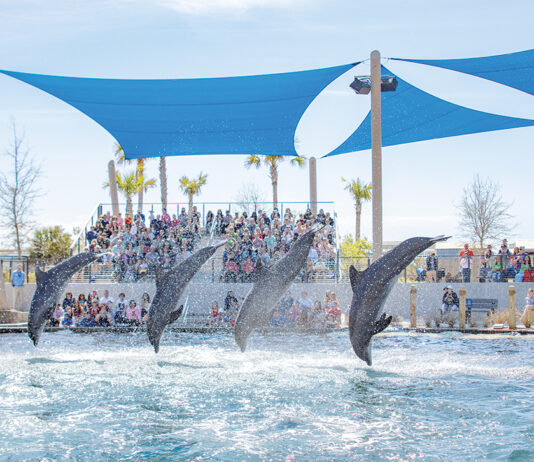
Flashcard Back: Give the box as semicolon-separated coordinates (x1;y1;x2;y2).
371;50;383;261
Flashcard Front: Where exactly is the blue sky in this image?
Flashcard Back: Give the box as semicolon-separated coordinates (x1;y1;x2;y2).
1;0;534;245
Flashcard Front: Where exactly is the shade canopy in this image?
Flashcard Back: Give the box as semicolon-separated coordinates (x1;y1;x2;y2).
393;49;534;96
323;65;534;157
0;63;356;159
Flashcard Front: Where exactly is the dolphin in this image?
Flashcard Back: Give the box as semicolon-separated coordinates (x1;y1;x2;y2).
28;252;102;346
234;223;324;352
147;241;225;353
349;235;450;365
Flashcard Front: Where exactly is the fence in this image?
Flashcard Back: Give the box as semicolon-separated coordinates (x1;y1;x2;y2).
2;253;503;285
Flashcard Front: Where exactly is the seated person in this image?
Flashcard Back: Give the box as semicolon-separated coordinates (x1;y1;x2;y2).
520;288;534;327
62;310;74;326
126;300;142;325
78;312;96;328
50;304;64;327
96;304;113;326
208;301;219;326
270;308;286;328
442;285;459;314
114;293;128;324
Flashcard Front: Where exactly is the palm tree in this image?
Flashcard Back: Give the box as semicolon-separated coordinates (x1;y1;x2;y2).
244;155;306;209
114;143;150;213
342;177;372;240
159;156;168;210
179;173;208;223
104;170;155;218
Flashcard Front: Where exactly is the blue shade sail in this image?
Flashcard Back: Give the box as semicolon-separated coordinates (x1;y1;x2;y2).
393;49;534;96
323;65;534;157
0;63;356;159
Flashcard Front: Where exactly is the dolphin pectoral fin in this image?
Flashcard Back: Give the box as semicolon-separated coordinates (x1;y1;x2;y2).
349;265;364;292
168;305;184;324
372;313;392;335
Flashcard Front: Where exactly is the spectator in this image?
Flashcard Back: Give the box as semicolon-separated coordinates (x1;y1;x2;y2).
310;301;325;328
140;292;151;322
426;252;439;283
224;291;239;312
208;301;219;326
325;292;342;326
269;307;286;327
78;311;96;328
10;265;25;312
62;292;74;309
459;244;474;283
62;310;74;326
520;288;534;327
50;303;64;327
96;304;113;326
442;285;459;315
114;293;128;324
126;300;142;326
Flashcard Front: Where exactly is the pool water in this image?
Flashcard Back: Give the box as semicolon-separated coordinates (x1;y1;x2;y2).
1;330;533;461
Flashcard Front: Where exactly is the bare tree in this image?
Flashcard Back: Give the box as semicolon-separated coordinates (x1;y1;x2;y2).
234;182;266;214
0;124;41;257
456;174;514;250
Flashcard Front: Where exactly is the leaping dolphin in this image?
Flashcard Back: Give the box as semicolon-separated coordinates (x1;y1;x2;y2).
234;223;324;352
147;241;225;353
349;235;450;365
28;252;102;346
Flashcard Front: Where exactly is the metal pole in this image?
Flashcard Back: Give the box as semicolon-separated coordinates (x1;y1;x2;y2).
371;50;383;262
309;157;317;216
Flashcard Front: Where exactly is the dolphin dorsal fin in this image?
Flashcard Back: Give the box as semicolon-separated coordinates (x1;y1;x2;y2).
35;266;46;284
349;265;363;292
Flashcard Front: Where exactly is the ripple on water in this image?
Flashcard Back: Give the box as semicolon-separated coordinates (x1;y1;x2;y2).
1;330;534;461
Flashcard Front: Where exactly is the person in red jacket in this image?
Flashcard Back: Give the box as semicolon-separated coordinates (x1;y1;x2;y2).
459;243;474;283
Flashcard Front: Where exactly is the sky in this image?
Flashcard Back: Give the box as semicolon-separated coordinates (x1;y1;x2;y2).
1;0;534;248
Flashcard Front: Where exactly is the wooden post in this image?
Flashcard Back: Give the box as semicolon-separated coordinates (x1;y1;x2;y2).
508;285;517;329
409;285;417;328
459;286;466;328
370;50;383;261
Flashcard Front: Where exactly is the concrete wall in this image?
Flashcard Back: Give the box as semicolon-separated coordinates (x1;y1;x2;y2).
5;281;530;319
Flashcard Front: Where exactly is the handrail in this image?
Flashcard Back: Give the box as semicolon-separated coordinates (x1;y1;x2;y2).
69;202;101;255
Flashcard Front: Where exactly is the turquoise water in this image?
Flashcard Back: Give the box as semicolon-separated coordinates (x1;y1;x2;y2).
1;330;533;461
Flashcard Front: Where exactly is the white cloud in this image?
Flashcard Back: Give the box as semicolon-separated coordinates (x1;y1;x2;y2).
157;0;300;14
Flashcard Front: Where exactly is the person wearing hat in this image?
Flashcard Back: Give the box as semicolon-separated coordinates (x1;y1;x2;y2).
442;285;459;315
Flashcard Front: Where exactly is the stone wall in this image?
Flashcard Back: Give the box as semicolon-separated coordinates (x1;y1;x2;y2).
5;281;530;319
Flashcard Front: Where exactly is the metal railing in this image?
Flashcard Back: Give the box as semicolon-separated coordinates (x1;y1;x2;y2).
3;254;497;285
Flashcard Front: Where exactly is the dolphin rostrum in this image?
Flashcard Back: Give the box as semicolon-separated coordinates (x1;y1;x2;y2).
147;241;225;353
28;252;102;346
349;235;450;365
234;223;324;352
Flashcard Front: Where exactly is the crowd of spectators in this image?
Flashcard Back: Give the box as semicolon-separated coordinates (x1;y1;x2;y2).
212;207;337;283
207;290;343;329
83;206;338;282
49;289;152;327
85;207;205;281
48;288;345;330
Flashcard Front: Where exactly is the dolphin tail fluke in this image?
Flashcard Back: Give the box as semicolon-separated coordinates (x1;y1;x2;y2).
372;313;392;335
